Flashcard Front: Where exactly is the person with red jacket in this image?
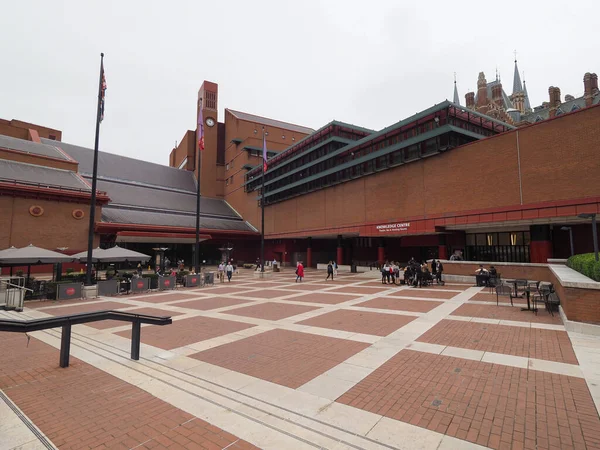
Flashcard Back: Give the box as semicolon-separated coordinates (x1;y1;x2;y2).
295;261;305;282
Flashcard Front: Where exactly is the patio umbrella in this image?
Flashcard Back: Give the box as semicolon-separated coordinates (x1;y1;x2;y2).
98;246;151;263
0;246;18;258
71;247;107;262
0;244;75;265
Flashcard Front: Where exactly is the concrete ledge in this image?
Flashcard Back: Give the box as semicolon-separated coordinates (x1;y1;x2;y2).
549;264;600;290
560;306;600;336
437;259;549;268
547;258;568;264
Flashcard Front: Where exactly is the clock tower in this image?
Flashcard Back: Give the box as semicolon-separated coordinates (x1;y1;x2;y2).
196;81;220;198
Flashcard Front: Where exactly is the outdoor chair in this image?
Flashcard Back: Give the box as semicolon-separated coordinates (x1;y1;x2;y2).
488;273;502;293
544;291;560;316
496;284;514;306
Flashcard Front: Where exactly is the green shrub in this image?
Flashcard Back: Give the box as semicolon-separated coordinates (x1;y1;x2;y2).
66;268;74;275
567;253;600;282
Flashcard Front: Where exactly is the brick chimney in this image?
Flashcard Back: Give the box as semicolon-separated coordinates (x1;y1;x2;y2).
491;83;503;106
476;72;488;108
465;92;475;109
548;86;561;118
584;72;599;106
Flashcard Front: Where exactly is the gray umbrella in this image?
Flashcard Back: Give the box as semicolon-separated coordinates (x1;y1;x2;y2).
71;247;107;262
0;244;75;265
98;246;151;263
0;246;18;259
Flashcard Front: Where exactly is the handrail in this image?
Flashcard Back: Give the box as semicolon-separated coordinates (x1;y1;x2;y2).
0;310;172;367
0;280;33;292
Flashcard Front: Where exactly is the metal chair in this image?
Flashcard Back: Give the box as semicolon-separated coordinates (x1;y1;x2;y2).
514;279;528;298
488;273;502;293
544;291;560;316
496;284;514;306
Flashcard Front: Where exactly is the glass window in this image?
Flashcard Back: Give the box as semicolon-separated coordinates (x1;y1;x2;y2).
466;234;476;246
524;232;531;245
499;233;510;246
486;233;497;246
476;234;487;246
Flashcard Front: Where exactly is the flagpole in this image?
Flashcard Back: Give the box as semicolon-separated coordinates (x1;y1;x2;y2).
261;128;265;273
195;98;203;275
85;52;104;286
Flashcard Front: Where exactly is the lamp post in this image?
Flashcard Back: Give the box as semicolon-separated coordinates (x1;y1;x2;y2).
578;213;599;262
560;227;574;257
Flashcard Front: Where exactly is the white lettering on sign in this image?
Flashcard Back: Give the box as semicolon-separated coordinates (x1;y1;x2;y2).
376;222;411;232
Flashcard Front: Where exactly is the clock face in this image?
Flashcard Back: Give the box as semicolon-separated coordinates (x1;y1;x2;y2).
206;117;215;127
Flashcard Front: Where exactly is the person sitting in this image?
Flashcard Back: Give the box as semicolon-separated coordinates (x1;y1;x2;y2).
475;265;488;275
489;266;498;277
475;265;490;286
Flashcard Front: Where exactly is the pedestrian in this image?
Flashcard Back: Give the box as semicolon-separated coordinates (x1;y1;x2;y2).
217;262;224;283
326;261;334;281
333;261;338;276
436;260;444;285
137;263;143;276
225;262;234;282
431;259;437;276
295;261;304;282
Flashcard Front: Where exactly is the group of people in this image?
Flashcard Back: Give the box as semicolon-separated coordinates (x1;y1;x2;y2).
475;264;498;286
382;258;444;287
217;261;236;282
325;261;338;280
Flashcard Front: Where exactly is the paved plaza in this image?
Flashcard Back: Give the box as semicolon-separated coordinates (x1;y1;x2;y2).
1;270;600;449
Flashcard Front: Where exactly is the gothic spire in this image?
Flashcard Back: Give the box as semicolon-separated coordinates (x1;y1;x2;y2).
453;73;460;105
512;52;523;94
523;74;532;112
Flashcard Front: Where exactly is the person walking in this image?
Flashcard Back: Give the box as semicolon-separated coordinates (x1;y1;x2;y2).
333;261;338;277
436;260;444;285
225;262;234;282
295;261;305;282
326;261;334;281
218;262;225;283
431;259;438;276
137;263;143;277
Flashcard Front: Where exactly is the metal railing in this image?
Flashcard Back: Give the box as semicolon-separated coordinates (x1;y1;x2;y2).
0;310;172;367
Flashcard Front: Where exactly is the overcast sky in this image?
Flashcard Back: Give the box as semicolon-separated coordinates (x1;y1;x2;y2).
1;0;598;165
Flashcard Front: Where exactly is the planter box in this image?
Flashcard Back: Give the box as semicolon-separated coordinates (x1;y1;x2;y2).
131;278;150;293
98;280;119;297
58;282;82;301
159;276;176;290
186;274;201;287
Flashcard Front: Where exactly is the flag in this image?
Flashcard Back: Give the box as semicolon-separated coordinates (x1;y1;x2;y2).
99;61;107;123
262;133;268;173
197;102;205;151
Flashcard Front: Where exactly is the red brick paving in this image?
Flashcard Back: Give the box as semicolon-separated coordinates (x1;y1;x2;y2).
223;302;319;320
470;291;527;304
116;316;255;350
174;297;252;311
390;289;458;300
417;320;578;364
40;301;127;316
357;297;444;313
452;303;562;325
299;309;416;336
279;283;331;291
329;286;391;295
191;329;369;388
337;350;600;450
129;292;201;304
25;298;94;309
238;289;298;299
85;307;183;330
199;286;257;295
0;332;258;450
285;292;360;305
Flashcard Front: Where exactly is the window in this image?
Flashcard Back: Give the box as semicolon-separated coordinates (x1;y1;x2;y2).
178;157;188;169
226;163;229;171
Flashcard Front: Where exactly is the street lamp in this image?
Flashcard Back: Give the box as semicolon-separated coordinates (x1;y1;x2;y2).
560;227;574;257
578;213;599;262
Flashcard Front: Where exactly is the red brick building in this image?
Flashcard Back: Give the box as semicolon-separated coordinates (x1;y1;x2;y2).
1;78;599;268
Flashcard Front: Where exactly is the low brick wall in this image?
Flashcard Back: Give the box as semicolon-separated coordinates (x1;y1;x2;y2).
440;260;600;325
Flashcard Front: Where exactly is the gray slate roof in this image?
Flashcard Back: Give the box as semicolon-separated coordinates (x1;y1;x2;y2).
227;109;314;135
0;159;90;191
512;61;523;95
0;135;71;161
89;178;239;218
521;94;598;122
102;207;256;232
45;139;197;193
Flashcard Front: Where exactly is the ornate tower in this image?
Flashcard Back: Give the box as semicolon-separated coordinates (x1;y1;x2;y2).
510;57;526;113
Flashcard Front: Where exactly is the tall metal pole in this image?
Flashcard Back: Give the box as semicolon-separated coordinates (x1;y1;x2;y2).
195;98;203;274
85;53;104;286
592;215;599;262
569;228;574;257
261;128;265;273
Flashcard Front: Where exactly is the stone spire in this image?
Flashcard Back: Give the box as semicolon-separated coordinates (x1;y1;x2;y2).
453;73;460;105
523;75;532;112
512;52;523;94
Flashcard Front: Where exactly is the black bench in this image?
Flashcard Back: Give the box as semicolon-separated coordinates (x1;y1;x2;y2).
0;310;172;368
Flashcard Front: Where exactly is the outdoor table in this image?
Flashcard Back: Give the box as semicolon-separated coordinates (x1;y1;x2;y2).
519;285;537;313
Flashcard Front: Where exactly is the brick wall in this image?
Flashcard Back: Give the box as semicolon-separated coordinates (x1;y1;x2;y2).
0;197;100;250
443;261;553;282
255;105;600;237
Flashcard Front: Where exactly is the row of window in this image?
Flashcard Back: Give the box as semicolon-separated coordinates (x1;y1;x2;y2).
465;232;531;247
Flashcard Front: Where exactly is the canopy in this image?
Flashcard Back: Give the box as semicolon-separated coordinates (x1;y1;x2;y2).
71;247;107;263
0;244;75;265
0;246;18;259
95;245;151;263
